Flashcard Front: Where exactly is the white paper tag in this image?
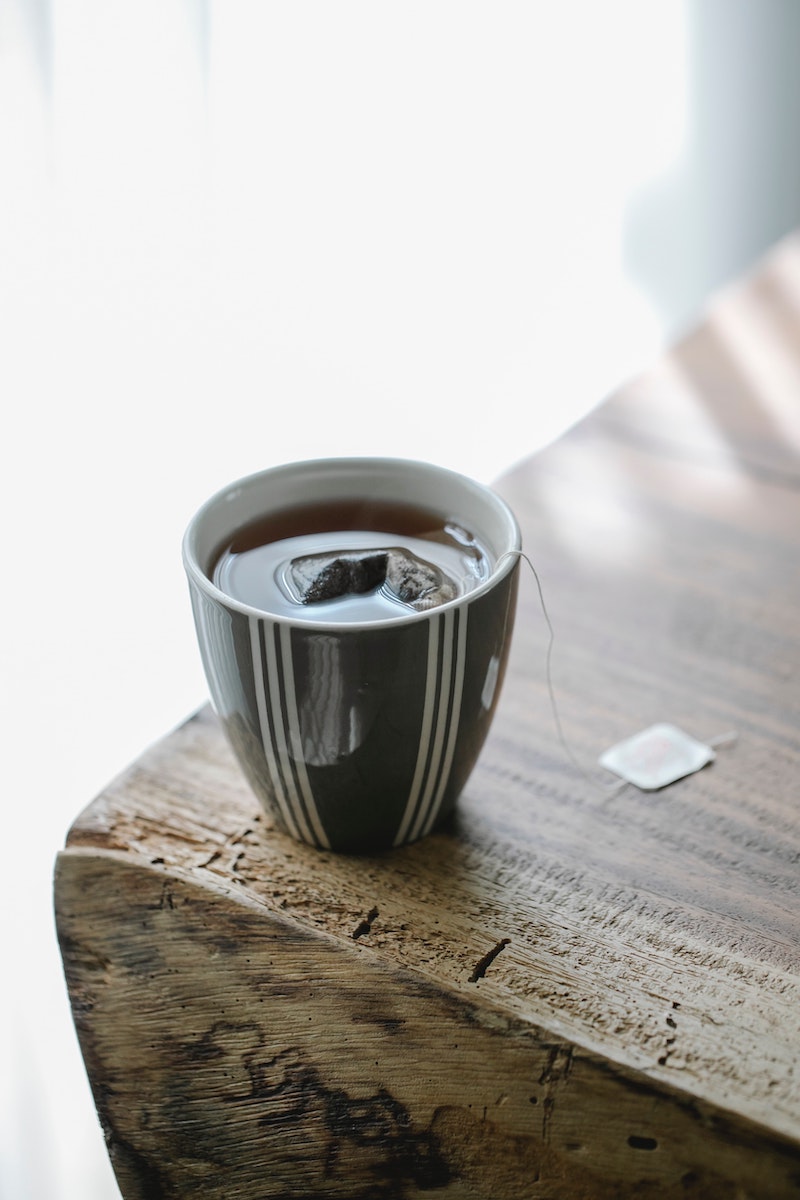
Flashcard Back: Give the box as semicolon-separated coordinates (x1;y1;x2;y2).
599;723;716;791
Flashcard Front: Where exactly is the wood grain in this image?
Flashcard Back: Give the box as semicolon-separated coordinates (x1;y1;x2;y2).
56;234;800;1197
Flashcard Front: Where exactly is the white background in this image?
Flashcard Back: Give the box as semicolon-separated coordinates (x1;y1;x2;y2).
2;2;799;1196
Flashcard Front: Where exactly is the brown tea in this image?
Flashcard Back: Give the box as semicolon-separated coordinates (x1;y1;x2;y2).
211;498;492;622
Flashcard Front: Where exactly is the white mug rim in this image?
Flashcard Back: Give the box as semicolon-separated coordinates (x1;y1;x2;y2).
182;456;522;631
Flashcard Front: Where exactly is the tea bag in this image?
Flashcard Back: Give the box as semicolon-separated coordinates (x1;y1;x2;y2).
385;548;457;609
289;548;457;611
290;551;386;604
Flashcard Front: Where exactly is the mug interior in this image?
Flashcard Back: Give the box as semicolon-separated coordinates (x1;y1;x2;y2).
183;457;521;624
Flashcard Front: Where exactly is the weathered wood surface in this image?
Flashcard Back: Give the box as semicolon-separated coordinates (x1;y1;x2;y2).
56;234;800;1198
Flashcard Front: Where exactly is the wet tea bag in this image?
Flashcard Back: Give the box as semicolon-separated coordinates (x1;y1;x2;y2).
288;547;457;611
599;723;716;791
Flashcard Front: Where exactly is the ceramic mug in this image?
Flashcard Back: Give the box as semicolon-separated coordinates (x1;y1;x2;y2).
182;458;520;853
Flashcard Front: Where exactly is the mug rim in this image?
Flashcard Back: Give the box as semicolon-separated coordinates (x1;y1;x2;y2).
182;456;522;631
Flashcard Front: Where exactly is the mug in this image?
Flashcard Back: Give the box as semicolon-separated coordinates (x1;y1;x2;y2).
182;457;520;853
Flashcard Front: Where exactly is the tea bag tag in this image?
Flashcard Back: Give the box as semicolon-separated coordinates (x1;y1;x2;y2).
599;723;716;791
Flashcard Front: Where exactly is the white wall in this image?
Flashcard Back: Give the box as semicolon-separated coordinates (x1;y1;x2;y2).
2;3;798;1196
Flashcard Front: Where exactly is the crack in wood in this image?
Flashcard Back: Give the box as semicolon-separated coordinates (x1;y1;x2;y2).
468;938;510;983
538;1044;575;1146
352;906;380;940
628;1134;659;1151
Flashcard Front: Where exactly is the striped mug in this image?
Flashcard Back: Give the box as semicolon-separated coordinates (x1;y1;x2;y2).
182;458;520;853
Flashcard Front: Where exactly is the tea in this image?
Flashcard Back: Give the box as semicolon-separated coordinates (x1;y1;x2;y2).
211;498;492;622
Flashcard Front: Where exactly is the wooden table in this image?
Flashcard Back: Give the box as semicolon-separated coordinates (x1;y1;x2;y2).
56;235;800;1198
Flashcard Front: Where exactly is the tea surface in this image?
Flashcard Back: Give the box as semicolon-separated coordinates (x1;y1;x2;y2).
212;499;492;622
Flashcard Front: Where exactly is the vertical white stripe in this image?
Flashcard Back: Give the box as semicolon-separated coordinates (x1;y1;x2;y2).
263;623;316;845
421;604;469;837
249;616;301;841
408;609;455;844
279;623;331;849
393;615;441;847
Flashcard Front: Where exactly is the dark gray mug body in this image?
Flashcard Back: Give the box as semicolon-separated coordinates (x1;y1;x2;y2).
183;458;520;853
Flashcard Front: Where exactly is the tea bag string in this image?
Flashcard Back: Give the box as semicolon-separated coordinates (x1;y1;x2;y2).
497;550;737;793
497;550;626;793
